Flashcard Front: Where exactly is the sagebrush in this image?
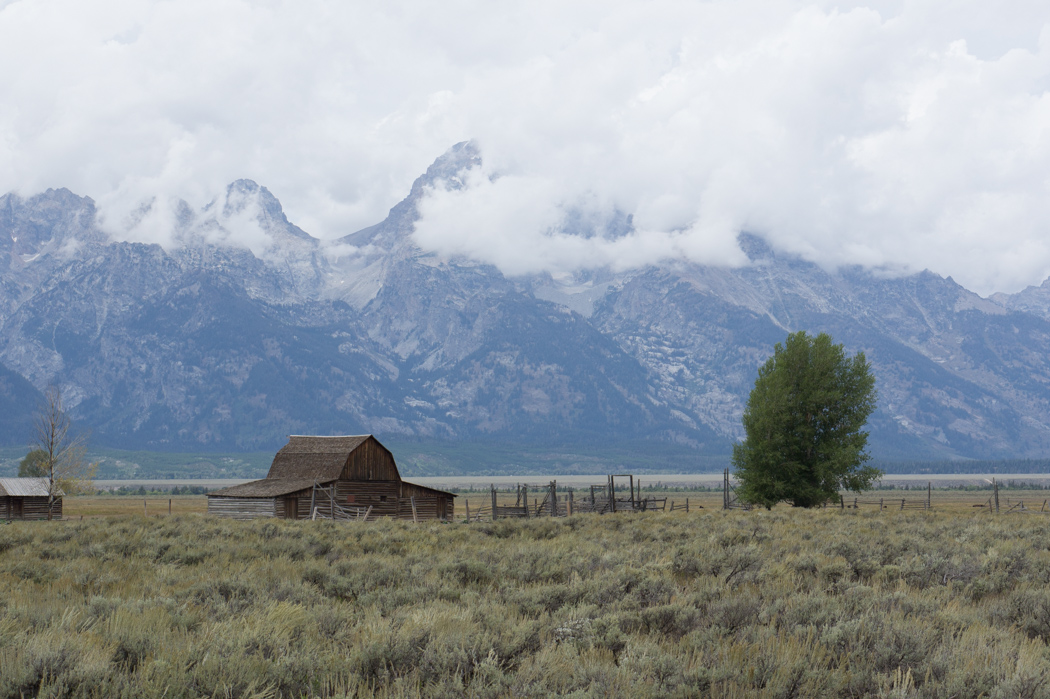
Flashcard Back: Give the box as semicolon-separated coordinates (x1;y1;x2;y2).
3;509;1050;697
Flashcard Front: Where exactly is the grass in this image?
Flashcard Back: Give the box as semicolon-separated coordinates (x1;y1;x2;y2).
5;506;1050;697
63;496;208;519
56;488;1050;520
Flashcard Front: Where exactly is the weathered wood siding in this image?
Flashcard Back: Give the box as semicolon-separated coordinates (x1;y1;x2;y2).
335;480;400;518
400;481;454;521
0;496;60;520
298;481;401;519
277;496;300;519
340;437;400;482
208;497;277;519
297;481;454;521
206;474;454;521
395;496;452;521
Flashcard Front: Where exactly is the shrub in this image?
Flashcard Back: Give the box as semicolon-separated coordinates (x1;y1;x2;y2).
3;509;1050;696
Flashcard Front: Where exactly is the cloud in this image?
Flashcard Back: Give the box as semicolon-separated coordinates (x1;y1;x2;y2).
0;0;1048;293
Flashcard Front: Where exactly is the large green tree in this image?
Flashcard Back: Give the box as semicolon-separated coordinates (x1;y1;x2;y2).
733;331;880;508
18;449;48;477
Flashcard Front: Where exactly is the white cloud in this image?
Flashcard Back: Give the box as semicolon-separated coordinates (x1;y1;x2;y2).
0;0;1048;293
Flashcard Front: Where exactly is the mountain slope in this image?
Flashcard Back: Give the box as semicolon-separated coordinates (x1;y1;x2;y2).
1;144;1049;458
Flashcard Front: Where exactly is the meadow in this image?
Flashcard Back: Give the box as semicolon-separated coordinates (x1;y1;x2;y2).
5;506;1050;697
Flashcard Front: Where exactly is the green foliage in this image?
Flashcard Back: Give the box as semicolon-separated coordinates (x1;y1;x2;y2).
4;511;1050;697
734;331;880;508
17;448;48;477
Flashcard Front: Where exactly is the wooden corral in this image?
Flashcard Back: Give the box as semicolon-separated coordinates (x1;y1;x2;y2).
0;478;62;520
465;476;668;522
206;435;455;521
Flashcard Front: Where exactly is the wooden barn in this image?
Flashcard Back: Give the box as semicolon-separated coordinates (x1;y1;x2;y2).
0;478;62;520
206;435;455;521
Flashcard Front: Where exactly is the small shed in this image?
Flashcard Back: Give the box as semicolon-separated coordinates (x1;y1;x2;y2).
0;478;62;520
206;435;455;521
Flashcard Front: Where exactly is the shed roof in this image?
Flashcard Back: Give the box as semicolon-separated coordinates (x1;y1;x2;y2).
266;435;377;481
0;477;62;497
207;478;319;498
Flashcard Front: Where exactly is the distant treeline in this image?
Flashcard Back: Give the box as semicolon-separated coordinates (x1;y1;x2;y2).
98;485;212;496
874;459;1050;474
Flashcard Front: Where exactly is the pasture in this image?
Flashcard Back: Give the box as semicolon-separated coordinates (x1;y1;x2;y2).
5;506;1050;697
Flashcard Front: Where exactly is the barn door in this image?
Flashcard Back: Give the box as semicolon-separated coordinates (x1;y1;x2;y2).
12;499;23;520
284;496;298;519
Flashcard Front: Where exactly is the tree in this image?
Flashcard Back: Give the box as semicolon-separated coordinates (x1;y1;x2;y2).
34;386;97;519
18;449;48;477
732;331;880;508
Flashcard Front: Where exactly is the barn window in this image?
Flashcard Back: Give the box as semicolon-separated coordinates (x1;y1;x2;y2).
380;495;388;502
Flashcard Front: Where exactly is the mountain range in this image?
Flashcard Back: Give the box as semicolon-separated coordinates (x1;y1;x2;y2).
3;141;1050;461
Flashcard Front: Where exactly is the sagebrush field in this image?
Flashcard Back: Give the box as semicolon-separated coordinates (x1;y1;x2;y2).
4;508;1050;697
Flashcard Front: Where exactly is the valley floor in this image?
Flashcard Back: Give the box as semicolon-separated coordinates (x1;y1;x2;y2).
3;508;1050;697
59;487;1048;519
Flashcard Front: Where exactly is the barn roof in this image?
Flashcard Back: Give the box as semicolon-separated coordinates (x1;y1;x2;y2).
0;477;62;497
207;478;318;498
207;435;456;501
266;435;383;481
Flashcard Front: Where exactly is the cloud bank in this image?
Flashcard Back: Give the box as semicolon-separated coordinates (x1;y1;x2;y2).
0;0;1048;293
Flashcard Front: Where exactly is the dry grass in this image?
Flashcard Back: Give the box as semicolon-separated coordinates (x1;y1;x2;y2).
62;496;208;518
5;507;1050;697
57;487;1038;520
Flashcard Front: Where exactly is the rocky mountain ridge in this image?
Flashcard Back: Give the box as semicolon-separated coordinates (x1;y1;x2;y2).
2;143;1049;459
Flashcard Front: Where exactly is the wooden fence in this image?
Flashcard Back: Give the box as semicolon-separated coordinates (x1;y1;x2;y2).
969;479;1050;515
722;470;934;512
456;477;678;522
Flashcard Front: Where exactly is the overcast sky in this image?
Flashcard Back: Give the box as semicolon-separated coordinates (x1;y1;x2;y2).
0;0;1048;294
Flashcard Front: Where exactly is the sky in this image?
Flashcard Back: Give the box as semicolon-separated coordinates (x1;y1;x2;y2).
0;0;1048;295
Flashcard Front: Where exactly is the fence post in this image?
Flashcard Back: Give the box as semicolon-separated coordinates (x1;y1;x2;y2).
410;497;418;523
686;497;689;513
169;499;172;516
901;498;905;510
853;497;858;509
994;479;1000;514
880;498;883;510
840;495;844;509
466;499;470;522
491;485;498;521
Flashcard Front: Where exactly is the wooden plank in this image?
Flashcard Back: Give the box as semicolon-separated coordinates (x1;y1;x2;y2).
207;497;277;519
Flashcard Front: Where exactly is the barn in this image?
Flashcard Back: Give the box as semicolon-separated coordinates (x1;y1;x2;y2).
0;478;63;520
206;435;455;521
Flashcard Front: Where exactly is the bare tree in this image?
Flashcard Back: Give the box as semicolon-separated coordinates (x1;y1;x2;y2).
34;386;97;520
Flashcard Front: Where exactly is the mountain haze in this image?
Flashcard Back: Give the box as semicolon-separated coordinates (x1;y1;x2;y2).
2;143;1049;460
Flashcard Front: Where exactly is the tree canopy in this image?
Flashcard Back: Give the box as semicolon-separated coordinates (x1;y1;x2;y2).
18;449;48;477
733;331;880;508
